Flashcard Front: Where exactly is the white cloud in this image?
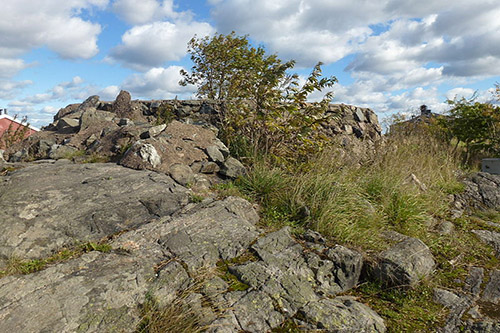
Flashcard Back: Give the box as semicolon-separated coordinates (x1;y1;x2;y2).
0;0;106;104
211;0;376;66
42;106;58;114
445;88;476;101
0;0;107;60
110;21;214;70
98;85;121;100
20;76;86;105
112;0;191;25
0;58;31;79
122;66;196;99
0;80;32;99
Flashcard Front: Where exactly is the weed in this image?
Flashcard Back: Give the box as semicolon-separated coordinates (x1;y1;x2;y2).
136;268;223;333
0;241;112;278
189;194;205;203
348;282;445;332
82;153;110;163
155;104;175;126
216;260;250;292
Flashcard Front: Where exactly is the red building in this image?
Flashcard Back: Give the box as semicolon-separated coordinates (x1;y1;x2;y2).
0;109;39;148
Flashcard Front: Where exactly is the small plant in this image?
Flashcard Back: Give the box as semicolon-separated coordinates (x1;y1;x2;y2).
155;103;175;125
135;270;222;333
216;260;250;292
348;282;445;332
0;241;112;278
189;194;205;203
82;153;110;163
135;291;206;333
0;115;31;149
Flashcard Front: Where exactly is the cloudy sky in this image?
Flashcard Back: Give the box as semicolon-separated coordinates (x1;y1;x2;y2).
1;0;499;127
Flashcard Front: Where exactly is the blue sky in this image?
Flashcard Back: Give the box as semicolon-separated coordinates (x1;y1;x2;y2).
1;0;499;127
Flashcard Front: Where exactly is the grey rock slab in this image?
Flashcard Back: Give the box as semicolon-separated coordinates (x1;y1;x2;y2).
129;141;162;168
482;270;500;304
434;288;463;308
458;172;500;210
0;250;164;333
48;144;78;160
325;245;363;292
0;163;188;262
153;196;260;270
220;157;246;178
169;163;195;186
118;118;133;126
231;291;284;332
373;237;435;287
473;230;500;258
232;227;363;315
465;267;484;296
200;161;220;174
206;145;225;163
78;95;100;111
354;108;367;122
462;321;500;332
56;117;80;133
298;296;386;332
79;109;115;132
213;138;230;157
148;123;167;137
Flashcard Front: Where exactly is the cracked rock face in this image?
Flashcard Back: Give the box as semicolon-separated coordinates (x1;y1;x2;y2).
0;196;260;333
457;172;500;210
434;267;500;332
0;163;385;333
0;162;188;262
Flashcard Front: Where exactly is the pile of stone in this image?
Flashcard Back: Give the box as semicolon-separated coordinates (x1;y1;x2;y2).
4;92;247;190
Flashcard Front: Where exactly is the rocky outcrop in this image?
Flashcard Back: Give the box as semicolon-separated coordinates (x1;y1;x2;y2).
434;267;500;332
0;161;386;332
456;172;500;210
473;230;500;258
0;162;188;262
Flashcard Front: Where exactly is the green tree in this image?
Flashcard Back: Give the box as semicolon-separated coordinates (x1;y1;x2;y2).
180;32;337;164
439;96;500;162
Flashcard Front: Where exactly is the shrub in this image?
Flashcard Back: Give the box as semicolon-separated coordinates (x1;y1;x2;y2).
437;96;500;163
180;32;337;164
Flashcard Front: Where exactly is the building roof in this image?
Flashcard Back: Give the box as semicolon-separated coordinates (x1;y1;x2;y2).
0;114;40;132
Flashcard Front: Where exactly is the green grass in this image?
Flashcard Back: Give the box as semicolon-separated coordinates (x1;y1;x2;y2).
0;241;112;277
214;129;500;331
135;292;206;333
227;131;462;251
189;194;205;203
348;282;445;332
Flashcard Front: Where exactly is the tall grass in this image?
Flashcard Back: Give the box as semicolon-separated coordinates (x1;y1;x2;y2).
236;130;463;251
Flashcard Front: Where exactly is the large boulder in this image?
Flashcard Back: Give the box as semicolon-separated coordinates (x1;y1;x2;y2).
112;90;132;119
56;117;80;133
373;237;435;287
